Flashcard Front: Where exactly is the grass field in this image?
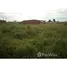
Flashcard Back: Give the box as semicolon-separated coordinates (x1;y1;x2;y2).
0;23;67;58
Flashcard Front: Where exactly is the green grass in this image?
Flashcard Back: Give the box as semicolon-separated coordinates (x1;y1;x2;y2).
0;23;67;58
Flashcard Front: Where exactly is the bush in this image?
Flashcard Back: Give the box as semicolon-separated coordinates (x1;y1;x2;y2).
29;38;50;52
0;23;67;58
1;25;11;33
64;22;67;25
0;37;13;57
53;39;67;58
14;43;38;58
13;31;28;39
25;26;38;36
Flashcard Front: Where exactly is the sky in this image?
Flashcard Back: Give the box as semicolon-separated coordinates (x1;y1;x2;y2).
0;0;67;21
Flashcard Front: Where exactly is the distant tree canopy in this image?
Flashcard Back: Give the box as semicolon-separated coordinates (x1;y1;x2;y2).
53;19;56;22
0;20;6;24
48;19;56;22
48;19;52;22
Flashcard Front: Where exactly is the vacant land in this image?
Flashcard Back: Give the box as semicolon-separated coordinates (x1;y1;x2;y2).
0;23;67;58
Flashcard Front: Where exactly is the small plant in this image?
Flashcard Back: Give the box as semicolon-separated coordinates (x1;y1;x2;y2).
14;44;38;58
53;39;67;58
13;32;28;39
1;25;11;33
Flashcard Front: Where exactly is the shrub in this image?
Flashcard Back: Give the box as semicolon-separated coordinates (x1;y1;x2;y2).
13;31;28;39
14;43;38;58
0;37;13;57
1;25;11;33
64;22;67;25
29;38;50;52
25;26;38;36
53;39;67;58
0;23;67;58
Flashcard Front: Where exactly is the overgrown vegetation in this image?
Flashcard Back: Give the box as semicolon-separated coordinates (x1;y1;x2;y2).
0;23;67;58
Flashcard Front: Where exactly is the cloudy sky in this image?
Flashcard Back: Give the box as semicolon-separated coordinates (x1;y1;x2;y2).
0;0;67;21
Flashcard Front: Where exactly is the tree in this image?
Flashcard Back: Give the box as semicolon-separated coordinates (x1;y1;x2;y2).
53;19;56;22
48;19;52;22
0;20;6;24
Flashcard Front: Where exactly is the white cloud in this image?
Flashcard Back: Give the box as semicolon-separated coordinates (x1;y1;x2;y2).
0;0;67;21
